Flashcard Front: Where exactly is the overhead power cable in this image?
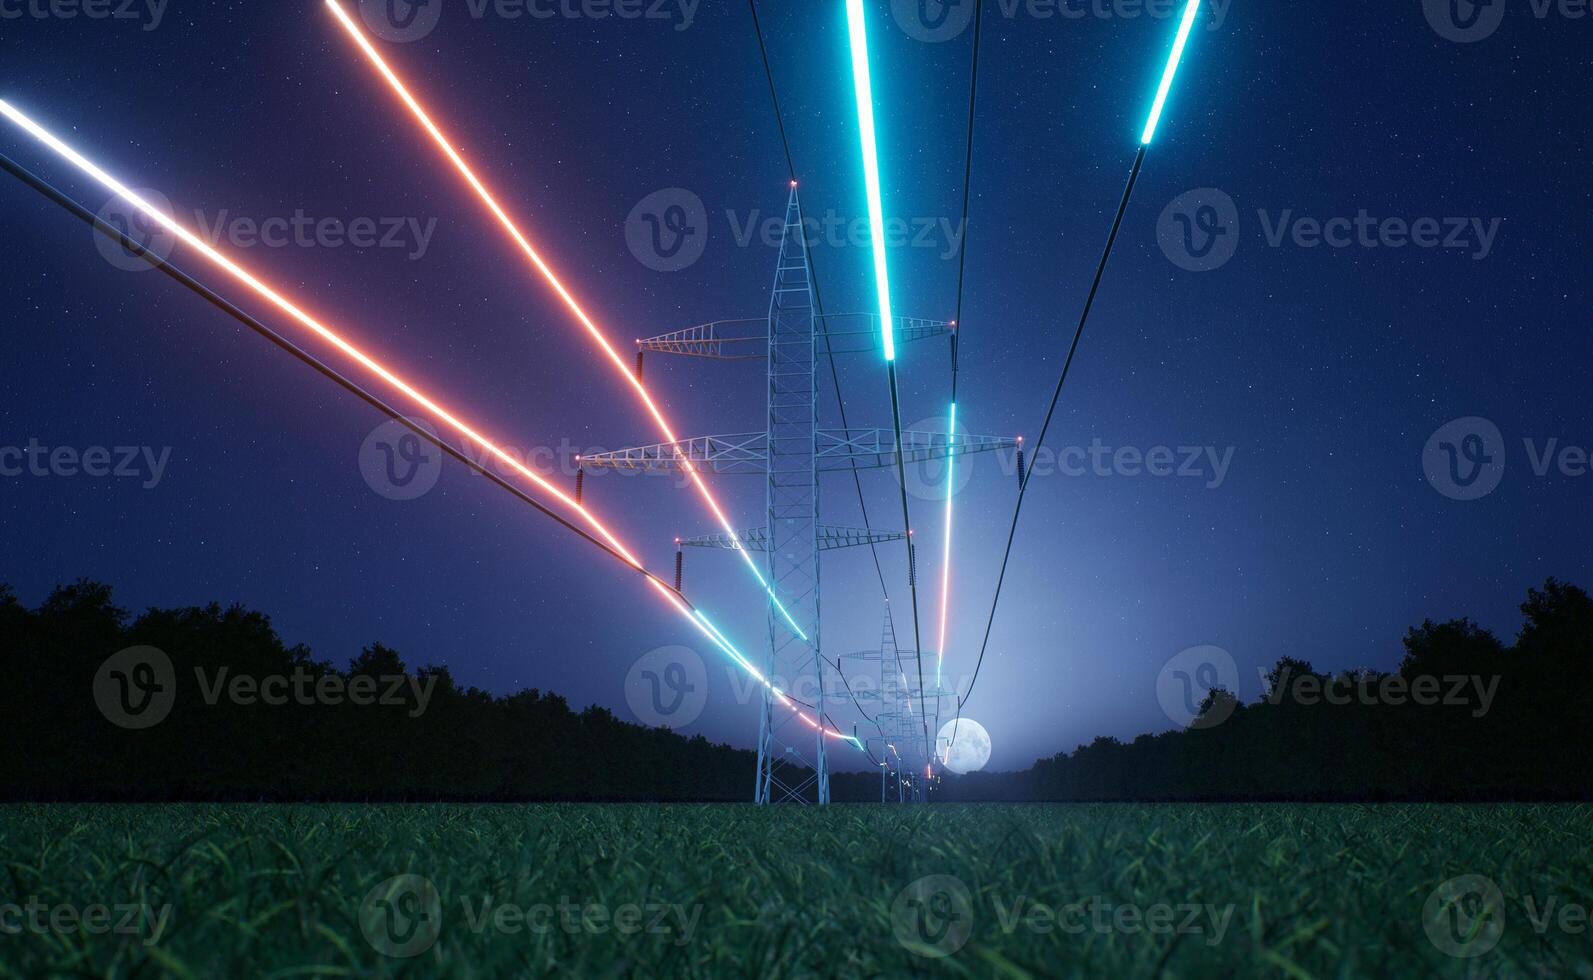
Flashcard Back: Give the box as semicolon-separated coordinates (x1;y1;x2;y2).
932;0;987;749
844;0;932;756
323;0;812;646
950;0;1207;751
0;112;864;754
747;0;892;606
747;0;899;745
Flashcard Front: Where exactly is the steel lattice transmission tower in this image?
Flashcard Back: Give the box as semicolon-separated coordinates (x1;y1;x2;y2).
582;187;1013;803
840;605;959;803
839;605;931;802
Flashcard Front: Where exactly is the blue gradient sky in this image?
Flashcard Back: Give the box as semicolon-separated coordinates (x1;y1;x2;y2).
1;1;1588;770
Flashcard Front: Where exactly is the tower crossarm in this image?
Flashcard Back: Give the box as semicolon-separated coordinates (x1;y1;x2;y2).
578;433;768;474
579;429;1015;474
638;319;767;360
814;313;953;356
817;428;1014;470
637;314;951;360
680;525;905;552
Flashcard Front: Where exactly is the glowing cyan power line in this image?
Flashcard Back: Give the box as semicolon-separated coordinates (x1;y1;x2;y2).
1141;0;1201;144
322;1;810;646
847;0;932;766
951;0;1210;755
0;98;859;751
844;0;896;363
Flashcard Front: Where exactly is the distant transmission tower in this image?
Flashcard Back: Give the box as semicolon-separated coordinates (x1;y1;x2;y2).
840;604;951;803
581;187;1013;803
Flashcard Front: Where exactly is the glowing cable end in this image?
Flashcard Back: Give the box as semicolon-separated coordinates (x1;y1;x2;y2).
1140;0;1202;145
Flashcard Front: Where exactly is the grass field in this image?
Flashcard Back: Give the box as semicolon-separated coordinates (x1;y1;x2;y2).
0;803;1588;977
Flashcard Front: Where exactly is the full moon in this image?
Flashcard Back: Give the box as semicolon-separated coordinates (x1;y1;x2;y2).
935;718;992;774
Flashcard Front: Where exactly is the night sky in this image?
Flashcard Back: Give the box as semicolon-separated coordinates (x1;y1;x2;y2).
1;0;1588;771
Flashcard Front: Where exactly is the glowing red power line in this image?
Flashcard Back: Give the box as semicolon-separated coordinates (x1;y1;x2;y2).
0;98;857;750
323;1;809;642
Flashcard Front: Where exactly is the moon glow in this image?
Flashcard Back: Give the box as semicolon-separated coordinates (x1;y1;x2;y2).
936;718;992;774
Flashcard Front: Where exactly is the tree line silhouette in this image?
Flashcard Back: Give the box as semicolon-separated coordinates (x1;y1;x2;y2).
1;577;1587;802
938;578;1593;802
0;580;755;801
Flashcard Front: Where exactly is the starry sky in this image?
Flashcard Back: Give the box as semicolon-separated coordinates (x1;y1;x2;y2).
1;1;1588;771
